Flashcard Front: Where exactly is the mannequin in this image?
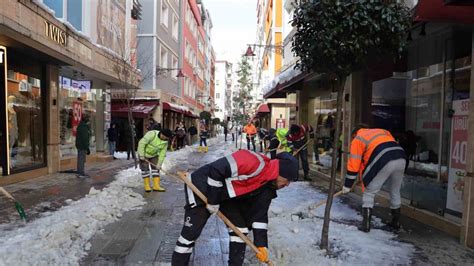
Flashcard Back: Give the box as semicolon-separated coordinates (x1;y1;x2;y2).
7;95;18;164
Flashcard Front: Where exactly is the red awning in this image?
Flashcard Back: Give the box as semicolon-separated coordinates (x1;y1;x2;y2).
111;102;158;118
415;0;474;24
256;103;270;113
185;110;199;119
162;102;184;113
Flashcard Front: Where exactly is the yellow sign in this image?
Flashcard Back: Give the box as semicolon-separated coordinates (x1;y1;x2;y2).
44;20;68;46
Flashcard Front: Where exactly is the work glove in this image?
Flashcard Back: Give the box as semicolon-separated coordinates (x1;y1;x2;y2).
256;247;268;263
206;204;220;214
342;186;352;194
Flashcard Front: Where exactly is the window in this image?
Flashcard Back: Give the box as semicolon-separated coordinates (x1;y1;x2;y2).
160;47;168;70
172;56;178;80
67;0;83;31
172;15;179;40
161;2;169;28
44;0;63;17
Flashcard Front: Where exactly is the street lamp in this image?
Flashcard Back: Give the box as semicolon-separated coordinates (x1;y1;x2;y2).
156;67;185;78
244;44;284;57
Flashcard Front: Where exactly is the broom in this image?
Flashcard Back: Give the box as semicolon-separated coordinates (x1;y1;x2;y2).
0;187;27;221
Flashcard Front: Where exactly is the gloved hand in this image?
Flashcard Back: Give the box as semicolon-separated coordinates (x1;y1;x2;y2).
342;186;352;194
256;247;268;263
206;204;220;214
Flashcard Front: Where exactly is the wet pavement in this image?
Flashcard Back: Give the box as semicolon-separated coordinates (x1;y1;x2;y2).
82;139;236;265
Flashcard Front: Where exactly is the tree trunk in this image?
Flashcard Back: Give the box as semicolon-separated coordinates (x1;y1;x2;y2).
320;76;346;250
126;96;138;168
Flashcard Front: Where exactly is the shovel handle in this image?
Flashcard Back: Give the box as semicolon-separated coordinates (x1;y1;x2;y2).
313;190;344;209
0;187;16;201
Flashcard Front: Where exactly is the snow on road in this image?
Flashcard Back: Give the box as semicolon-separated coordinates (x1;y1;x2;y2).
266;182;414;265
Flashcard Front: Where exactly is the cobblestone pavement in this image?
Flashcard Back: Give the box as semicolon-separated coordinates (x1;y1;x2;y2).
82;141;234;265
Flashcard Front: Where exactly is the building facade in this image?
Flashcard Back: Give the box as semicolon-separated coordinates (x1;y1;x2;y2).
0;0;139;184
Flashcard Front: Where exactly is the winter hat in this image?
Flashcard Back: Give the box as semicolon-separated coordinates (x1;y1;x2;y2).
289;124;300;135
160;128;173;139
276;152;298;181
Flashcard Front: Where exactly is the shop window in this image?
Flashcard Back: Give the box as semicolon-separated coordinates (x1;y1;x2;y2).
67;0;83;31
312;93;338;172
59;76;97;158
6;68;45;172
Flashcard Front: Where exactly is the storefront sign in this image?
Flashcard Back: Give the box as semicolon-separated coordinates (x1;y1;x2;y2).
447;99;469;214
276;118;286;129
72;101;83;136
44;20;68;47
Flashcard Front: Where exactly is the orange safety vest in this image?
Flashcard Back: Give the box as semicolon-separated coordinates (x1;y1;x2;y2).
346;128;402;191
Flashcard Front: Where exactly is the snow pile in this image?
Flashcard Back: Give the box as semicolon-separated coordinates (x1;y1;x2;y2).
264;183;414;265
0;168;145;265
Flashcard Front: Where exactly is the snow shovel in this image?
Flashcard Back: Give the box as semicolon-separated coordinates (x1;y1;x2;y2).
151;165;275;265
311;190;344;210
0;187;27;221
292;139;312;156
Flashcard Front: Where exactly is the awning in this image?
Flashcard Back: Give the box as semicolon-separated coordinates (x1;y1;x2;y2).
256;103;270;113
263;67;311;99
162;102;185;113
415;0;474;24
111;101;158;118
185;110;200;119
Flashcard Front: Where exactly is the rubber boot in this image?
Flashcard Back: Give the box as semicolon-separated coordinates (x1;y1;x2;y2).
389;208;401;231
143;177;152;193
198;146;202;153
358;208;372;232
153;177;166;192
205;146;208;153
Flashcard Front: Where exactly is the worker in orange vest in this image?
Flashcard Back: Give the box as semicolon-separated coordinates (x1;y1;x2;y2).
243;121;257;152
342;125;406;232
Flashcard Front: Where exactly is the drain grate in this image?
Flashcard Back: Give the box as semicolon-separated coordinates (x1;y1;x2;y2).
155;224;182;262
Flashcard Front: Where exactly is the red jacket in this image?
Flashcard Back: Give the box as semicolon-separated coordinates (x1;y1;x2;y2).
185;150;279;206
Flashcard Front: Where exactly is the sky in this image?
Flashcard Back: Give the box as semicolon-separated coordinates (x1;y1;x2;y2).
205;0;257;64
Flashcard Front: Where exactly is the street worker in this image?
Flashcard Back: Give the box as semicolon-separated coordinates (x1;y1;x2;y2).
342;125;406;232
171;150;298;266
243;121;257;151
198;120;208;153
266;128;291;157
265;128;279;159
137;125;172;192
258;127;269;153
287;124;314;181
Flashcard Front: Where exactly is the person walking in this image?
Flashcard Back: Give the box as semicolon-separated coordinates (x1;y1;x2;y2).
107;123;119;159
75;115;91;178
243;121;257;152
258;127;269;153
137;125;172;192
224;117;230;141
198;120;208;153
171;150;298;266
342;126;407;232
287;124;314;181
123;123;136;160
175;121;187;150
188;124;197;145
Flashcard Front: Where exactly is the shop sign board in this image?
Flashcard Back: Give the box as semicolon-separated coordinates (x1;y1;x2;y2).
72;101;83;136
447;99;469;214
44;20;68;47
276;118;286;129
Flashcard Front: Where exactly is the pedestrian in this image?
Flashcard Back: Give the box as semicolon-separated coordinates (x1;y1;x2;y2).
198;120;208;153
123;122;136;160
287;124;314;181
172;150;298;266
175;121;187;150
258;127;269;152
243;121;257;151
107;123;119;159
137;125;173;192
188;124;198;145
224;117;231;141
75;115;91;178
341;125;407;232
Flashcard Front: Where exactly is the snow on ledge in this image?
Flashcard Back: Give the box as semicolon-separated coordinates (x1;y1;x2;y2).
262;67;302;96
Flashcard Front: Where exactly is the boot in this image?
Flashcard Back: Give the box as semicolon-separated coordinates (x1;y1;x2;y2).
303;173;311;181
152;177;166;192
198;146;202;153
143;177;152;193
204;146;208;153
389;208;401;231
358;208;372;232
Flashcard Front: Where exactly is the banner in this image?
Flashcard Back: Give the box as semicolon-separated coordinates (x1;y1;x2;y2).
72;101;83;136
446;99;469;214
